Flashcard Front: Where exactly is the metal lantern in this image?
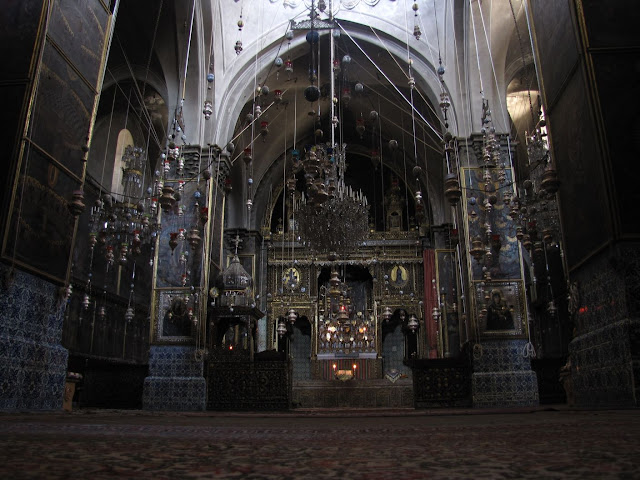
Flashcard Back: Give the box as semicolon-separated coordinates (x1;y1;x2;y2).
203;101;213;120
277;319;287;337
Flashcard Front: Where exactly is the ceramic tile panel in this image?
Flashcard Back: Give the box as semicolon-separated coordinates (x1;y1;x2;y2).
472;371;539;408
0;265;68;411
143;377;206;411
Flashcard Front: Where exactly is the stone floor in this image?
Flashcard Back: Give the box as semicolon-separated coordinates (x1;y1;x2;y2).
0;406;639;479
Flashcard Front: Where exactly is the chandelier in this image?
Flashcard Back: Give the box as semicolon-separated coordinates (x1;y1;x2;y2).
89;145;158;268
292;144;369;258
316;270;375;355
285;9;369;259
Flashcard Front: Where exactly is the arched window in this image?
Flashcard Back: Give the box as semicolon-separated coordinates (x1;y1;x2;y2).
111;129;134;202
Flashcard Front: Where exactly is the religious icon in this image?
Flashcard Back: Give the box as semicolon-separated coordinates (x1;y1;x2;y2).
485;289;514;330
282;267;300;290
390;265;408;287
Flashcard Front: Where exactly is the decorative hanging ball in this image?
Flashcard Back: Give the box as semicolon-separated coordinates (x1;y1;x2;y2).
413;165;422;178
246;112;254;123
285;58;293;75
274;89;283;104
412;2;419;11
369;110;378;122
248;177;253;185
237;19;244;30
285;31;294;41
315;128;323;138
202;169;211;181
332;28;341;39
354;82;364;93
234;40;243;55
437;65;445;76
342;55;352;64
304;85;321;102
261;85;270;96
254;104;262;117
246;198;253;210
388;139;398;151
306;30;319;44
318;0;327;12
274;57;283;68
207;73;215;83
226;141;235;152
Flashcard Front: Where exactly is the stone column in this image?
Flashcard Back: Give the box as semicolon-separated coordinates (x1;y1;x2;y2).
143;146;228;411
457;136;539;408
0;0;115;410
528;1;640;408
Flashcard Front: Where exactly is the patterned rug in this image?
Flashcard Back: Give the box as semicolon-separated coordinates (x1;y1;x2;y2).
0;409;639;479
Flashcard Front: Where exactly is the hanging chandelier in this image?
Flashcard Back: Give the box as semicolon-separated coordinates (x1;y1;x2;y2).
89;145;158;267
285;6;369;259
316;272;376;355
292;144;369;258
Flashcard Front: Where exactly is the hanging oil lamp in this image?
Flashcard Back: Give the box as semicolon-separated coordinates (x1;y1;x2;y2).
187;227;202;250
169;232;179;252
159;185;176;211
444;173;462;205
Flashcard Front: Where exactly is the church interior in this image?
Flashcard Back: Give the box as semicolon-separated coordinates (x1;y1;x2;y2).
1;0;639;431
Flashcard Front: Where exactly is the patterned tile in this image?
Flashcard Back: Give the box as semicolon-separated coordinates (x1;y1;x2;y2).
569;318;639;407
0;264;68;411
144;346;206;411
473;340;534;372
472;371;539;408
143;377;206;411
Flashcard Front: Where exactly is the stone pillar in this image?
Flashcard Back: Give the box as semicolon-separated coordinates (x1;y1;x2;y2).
142;147;230;411
0;0;115;410
528;1;640;407
457;137;539;408
142;146;217;411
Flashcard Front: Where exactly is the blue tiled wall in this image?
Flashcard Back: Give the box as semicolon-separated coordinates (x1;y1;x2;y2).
567;246;640;407
569;319;639;407
472;340;539;408
142;345;206;411
0;265;68;410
